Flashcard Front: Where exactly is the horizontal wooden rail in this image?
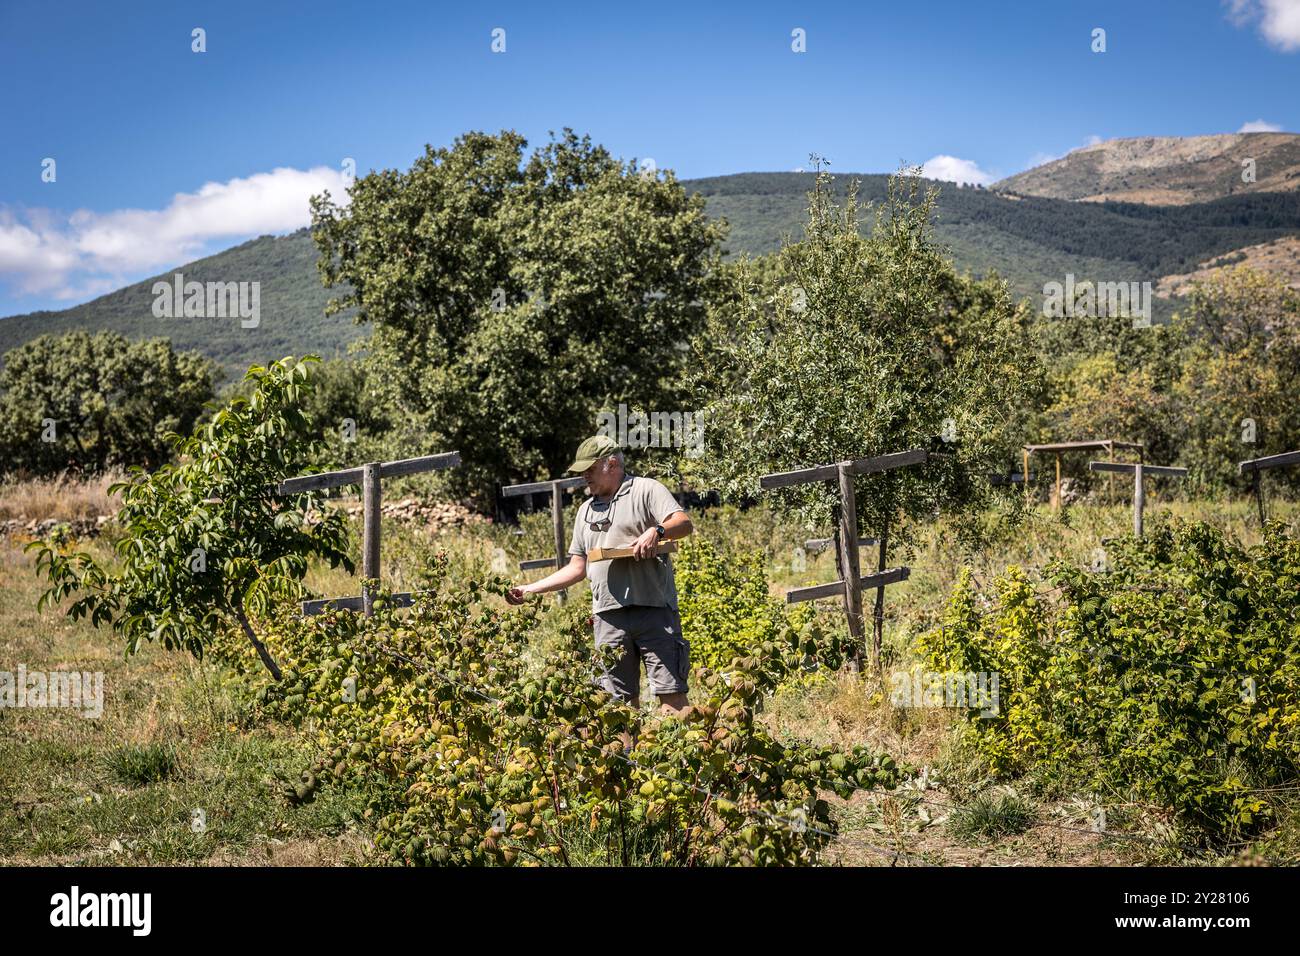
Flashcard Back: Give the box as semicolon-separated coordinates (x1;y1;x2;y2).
1088;461;1187;478
302;592;414;616
760;448;928;489
278;452;461;495
501;476;588;497
1239;450;1300;474
785;567;910;604
519;557;559;571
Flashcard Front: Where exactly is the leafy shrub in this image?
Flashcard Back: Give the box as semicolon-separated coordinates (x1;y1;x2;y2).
225;554;901;866
918;520;1300;845
675;536;850;676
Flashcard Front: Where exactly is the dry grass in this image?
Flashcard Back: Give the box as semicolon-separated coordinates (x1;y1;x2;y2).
0;470;124;521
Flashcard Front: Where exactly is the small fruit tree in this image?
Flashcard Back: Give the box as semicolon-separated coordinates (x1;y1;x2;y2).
28;356;353;680
233;554;903;866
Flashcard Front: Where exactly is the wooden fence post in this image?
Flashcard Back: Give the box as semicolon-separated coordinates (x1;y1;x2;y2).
551;481;568;603
760;448;926;669
278;451;462;616
362;461;381;617
836;465;864;668
1132;463;1144;537
1089;460;1185;539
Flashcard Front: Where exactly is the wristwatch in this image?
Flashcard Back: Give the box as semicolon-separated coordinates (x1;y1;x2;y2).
655;524;667;541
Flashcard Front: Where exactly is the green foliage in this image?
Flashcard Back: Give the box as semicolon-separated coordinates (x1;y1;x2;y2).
675;537;787;671
693;170;1045;539
1030;266;1300;493
0;331;216;477
947;788;1036;843
26;356;353;679
918;521;1300;844
221;555;901;866
311;129;726;499
675;536;846;674
1174;267;1300;490
105;743;180;787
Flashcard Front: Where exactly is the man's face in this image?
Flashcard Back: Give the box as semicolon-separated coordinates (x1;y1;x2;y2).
581;456;621;497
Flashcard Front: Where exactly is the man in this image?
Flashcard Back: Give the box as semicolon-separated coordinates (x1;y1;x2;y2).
506;435;693;715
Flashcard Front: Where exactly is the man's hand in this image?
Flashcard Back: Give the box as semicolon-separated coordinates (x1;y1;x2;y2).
631;526;662;560
505;585;530;606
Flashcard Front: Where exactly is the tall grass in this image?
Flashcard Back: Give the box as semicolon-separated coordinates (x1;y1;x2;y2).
0;469;125;521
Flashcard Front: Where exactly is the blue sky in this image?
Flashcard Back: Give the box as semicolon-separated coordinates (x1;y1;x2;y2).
1;0;1298;316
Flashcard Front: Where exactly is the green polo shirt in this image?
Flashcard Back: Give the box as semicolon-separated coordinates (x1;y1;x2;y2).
568;475;684;613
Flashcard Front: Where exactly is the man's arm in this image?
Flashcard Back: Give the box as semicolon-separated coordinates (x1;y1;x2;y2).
630;509;692;559
505;554;587;605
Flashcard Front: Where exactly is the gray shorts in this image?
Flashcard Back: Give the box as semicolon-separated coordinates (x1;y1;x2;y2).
591;604;690;701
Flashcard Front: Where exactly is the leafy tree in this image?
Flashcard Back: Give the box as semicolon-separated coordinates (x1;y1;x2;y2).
0;331;216;477
692;170;1044;546
1173;266;1300;489
28;356;353;680
310;129;726;499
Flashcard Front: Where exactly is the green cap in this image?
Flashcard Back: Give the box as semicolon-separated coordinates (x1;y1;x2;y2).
567;434;621;473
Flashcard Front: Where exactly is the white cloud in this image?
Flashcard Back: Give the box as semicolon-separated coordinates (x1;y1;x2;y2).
0;165;351;302
920;155;993;186
1239;118;1284;131
1225;0;1300;52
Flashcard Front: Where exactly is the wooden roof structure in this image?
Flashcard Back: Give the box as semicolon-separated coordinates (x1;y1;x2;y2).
1022;440;1145;507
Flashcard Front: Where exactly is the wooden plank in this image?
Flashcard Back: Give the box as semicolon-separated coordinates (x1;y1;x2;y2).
1133;463;1145;538
785;567;910;604
552;483;568;604
362;462;381;617
302;592;414;616
1024;441;1144;453
1089;461;1187;478
845;447;928;476
586;541;679;563
760;462;840;489
1239;449;1300;474
277;451;460;495
520;557;558;571
760;448;927;489
837;463;865;656
377;452;461;480
501;475;587;497
278;466;364;495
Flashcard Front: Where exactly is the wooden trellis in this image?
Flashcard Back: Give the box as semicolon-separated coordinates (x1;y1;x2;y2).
501;475;587;602
279;452;461;616
1088;460;1187;537
760;448;927;669
1239;449;1300;524
1024;440;1143;507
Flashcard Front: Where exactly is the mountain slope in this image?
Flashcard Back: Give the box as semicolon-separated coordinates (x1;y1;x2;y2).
0;230;362;383
992;133;1300;204
5;168;1300;376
